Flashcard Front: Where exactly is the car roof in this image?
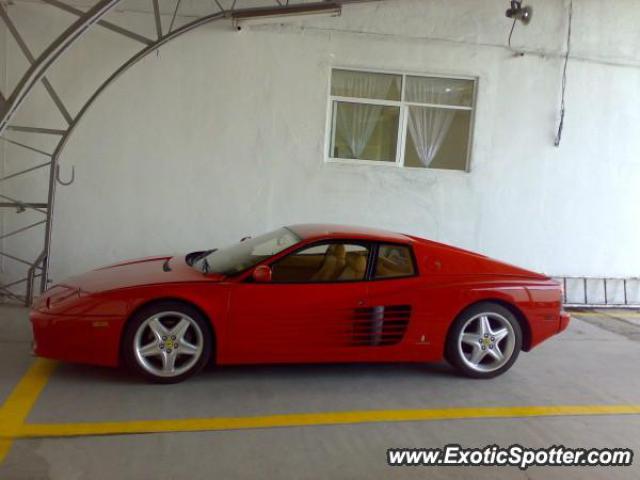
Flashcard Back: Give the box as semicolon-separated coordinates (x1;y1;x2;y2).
287;224;414;243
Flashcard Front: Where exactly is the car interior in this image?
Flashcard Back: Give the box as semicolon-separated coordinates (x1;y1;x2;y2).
270;243;414;283
375;244;415;278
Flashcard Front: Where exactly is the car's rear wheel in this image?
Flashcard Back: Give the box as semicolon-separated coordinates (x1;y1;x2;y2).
446;302;522;379
122;301;212;383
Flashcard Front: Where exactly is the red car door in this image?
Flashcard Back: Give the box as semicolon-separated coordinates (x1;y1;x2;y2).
225;242;370;364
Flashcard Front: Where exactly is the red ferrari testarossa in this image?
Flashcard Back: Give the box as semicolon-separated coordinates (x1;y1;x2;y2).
30;224;569;383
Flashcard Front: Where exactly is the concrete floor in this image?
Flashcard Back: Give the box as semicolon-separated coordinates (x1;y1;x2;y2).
0;305;639;479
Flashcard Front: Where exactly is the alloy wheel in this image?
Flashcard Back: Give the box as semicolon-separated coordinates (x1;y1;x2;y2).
457;312;516;373
133;311;204;378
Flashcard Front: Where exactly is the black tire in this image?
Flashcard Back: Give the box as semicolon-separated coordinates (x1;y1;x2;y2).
445;302;522;379
122;301;213;384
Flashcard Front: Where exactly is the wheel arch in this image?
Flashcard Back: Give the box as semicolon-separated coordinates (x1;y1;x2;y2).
446;298;532;352
119;297;217;364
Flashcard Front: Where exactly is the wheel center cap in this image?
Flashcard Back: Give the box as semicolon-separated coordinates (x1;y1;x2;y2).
481;338;492;347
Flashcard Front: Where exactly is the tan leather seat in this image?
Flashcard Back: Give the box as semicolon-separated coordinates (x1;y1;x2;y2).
311;244;346;281
376;247;414;278
338;253;367;281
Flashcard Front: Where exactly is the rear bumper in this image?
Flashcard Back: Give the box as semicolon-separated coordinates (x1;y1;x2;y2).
30;309;123;367
525;307;571;351
559;311;571;333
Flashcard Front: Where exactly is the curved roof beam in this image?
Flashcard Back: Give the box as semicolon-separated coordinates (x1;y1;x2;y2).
52;10;226;163
41;0;155;45
0;0;123;134
48;0;384;164
0;0;381;301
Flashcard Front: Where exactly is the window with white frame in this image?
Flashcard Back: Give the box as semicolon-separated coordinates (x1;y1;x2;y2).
328;69;476;171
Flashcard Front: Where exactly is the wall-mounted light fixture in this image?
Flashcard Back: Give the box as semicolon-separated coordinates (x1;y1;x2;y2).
232;2;342;31
505;0;532;25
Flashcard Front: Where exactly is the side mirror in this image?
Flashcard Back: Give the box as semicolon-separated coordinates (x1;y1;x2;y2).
252;265;272;283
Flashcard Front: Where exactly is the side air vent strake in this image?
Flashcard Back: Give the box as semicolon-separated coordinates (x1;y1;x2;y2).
352;305;412;347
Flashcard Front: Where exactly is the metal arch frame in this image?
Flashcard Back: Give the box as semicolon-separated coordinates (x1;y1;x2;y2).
0;0;381;304
39;9;229;295
0;0;132;305
0;0;124;133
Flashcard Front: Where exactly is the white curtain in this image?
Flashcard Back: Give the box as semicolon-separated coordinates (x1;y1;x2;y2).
334;72;395;159
406;81;462;167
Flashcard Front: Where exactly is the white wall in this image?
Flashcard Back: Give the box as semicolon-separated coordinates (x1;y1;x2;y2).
2;0;640;291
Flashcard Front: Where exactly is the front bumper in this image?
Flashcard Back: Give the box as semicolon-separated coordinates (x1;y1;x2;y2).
30;309;123;367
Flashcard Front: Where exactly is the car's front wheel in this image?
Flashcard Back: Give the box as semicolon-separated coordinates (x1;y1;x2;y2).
446;302;522;379
122;301;212;383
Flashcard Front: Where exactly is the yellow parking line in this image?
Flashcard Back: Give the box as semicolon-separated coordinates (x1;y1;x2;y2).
1;360;640;462
13;404;640;439
0;359;57;462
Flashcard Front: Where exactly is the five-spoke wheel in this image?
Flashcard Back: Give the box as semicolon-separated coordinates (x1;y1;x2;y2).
446;302;522;378
123;302;212;383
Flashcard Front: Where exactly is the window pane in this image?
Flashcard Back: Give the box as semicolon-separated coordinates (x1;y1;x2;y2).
375;245;415;279
272;243;369;283
405;76;474;107
404;107;471;171
332;102;399;162
331;69;402;101
198;227;299;275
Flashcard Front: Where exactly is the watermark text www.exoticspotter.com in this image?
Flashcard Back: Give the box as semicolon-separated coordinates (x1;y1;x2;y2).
387;444;633;470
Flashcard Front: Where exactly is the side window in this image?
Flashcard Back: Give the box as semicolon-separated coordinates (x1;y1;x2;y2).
374;244;415;279
271;243;370;283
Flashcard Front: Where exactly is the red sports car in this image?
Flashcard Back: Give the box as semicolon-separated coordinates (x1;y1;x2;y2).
30;225;570;383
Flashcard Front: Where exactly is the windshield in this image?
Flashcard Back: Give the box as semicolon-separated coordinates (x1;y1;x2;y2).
193;227;300;276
